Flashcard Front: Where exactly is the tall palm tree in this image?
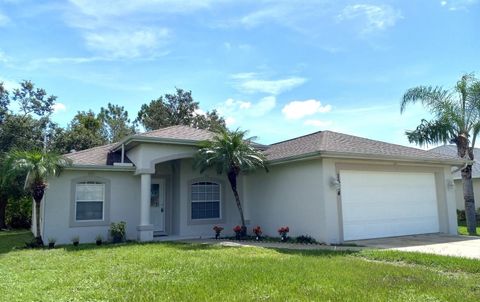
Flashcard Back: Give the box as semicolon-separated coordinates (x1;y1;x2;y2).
401;73;480;235
7;150;71;245
194;129;268;236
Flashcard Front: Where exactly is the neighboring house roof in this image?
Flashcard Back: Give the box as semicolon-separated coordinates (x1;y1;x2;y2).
429;145;480;179
64;126;464;167
265;131;463;164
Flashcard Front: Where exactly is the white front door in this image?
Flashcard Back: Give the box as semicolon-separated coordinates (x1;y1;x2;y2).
150;179;166;233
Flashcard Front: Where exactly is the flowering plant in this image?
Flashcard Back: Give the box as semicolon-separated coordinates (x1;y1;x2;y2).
213;225;224;239
253;226;262;236
233;225;242;234
278;226;289;239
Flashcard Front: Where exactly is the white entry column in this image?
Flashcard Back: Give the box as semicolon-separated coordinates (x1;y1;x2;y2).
137;173;154;242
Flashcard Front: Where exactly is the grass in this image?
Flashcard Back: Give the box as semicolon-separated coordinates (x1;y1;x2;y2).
1;231;480;301
0;229;33;254
458;220;480;236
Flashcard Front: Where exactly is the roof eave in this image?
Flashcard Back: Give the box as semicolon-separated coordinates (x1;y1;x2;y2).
267;151;469;166
66;165;136;172
112;136;203;151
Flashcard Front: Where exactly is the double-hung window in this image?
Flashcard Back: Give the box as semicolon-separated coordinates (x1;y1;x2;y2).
75;182;105;221
191;181;221;220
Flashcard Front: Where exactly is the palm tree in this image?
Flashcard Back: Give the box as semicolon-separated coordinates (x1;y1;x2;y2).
401;73;480;235
194;129;268;236
7;150;71;245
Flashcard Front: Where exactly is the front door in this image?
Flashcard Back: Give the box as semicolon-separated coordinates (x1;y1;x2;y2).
150;179;166;233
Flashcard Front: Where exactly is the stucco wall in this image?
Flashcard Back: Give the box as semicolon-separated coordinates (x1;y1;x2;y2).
176;158;244;238
245;159;326;242
128;143;197;172
43;170;140;245
454;179;480;211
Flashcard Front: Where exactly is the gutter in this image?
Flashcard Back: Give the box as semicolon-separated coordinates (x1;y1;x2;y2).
267;151;470;167
65;165;136;172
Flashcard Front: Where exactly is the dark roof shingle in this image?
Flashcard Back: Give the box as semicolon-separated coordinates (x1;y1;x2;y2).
265;130;461;162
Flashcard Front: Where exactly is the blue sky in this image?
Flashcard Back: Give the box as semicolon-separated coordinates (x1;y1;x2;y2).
0;0;479;146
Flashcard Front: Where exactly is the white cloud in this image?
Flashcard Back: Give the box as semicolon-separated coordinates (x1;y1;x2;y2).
440;0;478;10
0;77;18;90
225;116;236;126
282;99;332;120
304;119;333;128
68;0;215;17
0;11;10;26
52;102;67;113
231;73;306;95
217;96;277;128
83;28;170;58
337;4;402;35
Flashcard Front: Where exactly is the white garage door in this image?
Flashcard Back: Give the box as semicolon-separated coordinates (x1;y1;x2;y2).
340;170;440;241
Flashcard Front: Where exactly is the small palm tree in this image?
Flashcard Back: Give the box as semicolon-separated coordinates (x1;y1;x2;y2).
194;129;268;236
401;73;480;235
7;150;71;245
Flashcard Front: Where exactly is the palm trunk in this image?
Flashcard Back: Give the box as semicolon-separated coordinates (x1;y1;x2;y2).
461;165;477;235
227;168;247;236
457;135;477;235
34;200;42;243
0;195;7;229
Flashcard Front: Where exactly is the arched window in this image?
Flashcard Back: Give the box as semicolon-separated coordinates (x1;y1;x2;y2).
191;181;221;220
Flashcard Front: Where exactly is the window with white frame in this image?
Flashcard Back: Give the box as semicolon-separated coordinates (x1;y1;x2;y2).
191;181;220;220
75;182;105;221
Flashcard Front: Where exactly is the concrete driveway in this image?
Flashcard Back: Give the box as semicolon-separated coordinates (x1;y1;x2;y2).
350;233;480;259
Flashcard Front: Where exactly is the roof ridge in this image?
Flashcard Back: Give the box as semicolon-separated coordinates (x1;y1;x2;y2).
138;125;184;136
269;130;324;146
323;130;436;154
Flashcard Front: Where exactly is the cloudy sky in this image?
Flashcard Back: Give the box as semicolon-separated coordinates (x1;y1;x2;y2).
0;0;478;145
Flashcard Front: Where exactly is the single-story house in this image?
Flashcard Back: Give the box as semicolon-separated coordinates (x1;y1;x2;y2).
429;145;480;210
34;125;464;245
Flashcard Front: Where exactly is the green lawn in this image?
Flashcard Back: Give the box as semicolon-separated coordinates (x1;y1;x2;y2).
458;220;480;236
1;231;480;301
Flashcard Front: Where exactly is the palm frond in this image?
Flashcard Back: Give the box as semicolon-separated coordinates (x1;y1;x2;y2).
405;119;453;147
400;86;452;114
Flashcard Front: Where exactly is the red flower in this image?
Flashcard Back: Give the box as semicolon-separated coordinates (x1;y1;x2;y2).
278;226;290;235
233;225;242;233
253;226;262;236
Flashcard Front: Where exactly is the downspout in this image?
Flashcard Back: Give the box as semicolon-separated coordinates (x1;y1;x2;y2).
121;144;125;164
452;162;468;174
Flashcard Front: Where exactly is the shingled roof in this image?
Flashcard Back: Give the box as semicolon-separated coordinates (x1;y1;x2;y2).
265;130;462;163
429;145;480;179
64;126;463;166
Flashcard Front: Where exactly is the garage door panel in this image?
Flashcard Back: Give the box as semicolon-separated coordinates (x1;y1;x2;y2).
341;170;440;241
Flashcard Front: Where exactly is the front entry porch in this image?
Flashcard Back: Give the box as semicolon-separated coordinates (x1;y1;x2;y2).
137;161;176;242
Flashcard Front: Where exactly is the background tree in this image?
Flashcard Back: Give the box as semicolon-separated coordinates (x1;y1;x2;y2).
193;129;268;236
7;150;71;244
51;110;106;154
136;88;226;131
401;73;480;235
99;103;136;143
192;109;227;132
0;81;56;229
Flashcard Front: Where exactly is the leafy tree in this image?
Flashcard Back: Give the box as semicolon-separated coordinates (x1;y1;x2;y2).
192;109;227;132
193;129;268;236
51;111;106;153
99;103;136;143
0;82;9;124
401;73;480;235
13;80;56;117
6;150;71;244
0;80;57;229
136;88;226;131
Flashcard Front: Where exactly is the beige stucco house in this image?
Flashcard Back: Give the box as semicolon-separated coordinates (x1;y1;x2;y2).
429;145;480;211
35;126;464;245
